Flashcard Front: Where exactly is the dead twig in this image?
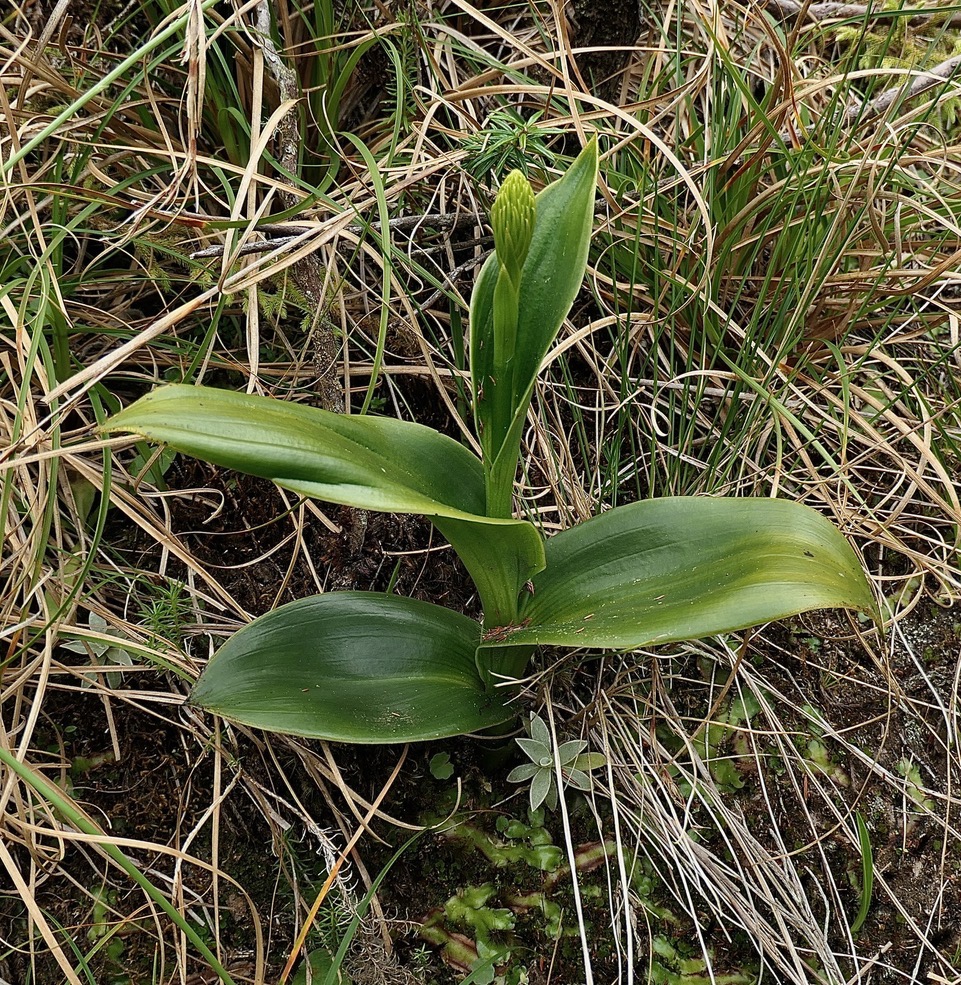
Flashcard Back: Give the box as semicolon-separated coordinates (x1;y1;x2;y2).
188;212;476;259
766;0;961;30
844;52;961;123
248;0;343;411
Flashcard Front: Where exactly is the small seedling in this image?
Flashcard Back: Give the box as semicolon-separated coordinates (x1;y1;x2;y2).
898;756;937;837
291;949;351;985
445;810;563;873
650;935;754;984
430;751;455;780
422;808;618;982
61;612;134;689
138;577;190;646
463;107;561;183
507;714;606;811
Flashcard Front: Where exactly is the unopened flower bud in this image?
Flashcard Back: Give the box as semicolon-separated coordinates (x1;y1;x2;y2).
491;170;535;288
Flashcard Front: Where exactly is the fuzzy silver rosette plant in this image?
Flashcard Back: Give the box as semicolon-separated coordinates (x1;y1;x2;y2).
105;140;878;743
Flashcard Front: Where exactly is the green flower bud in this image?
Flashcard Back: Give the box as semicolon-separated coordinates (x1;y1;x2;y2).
491;170;535;288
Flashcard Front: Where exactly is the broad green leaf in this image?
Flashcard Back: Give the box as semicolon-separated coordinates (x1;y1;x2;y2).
476;640;536;686
471;140;598;514
478;498;877;650
189;592;513;742
105;385;543;622
107;384;487;516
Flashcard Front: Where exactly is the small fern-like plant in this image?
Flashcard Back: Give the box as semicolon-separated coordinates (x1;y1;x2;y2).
836;5;961;129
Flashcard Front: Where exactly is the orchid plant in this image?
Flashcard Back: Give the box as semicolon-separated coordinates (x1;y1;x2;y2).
105;139;877;743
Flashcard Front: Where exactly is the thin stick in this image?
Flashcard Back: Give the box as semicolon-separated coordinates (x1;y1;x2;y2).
845;53;961;123
767;0;961;29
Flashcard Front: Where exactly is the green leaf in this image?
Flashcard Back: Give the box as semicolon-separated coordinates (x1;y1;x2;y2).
851;810;874;936
516;737;551;762
433;514;543;627
530;712;550;747
480;498;878;649
575;752;607;772
106;384;487;517
564;769;592;791
292;950;351;985
189;592;513;742
429;752;455;780
105;385;544;623
471;140;598;514
530;769;553;812
556;739;588;763
507;763;540;783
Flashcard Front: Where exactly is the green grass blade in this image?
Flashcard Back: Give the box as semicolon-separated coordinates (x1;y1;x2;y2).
2;0;221;177
851;811;874;936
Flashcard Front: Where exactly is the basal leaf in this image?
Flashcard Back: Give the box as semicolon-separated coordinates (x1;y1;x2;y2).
106;385;487;517
189;592;512;742
479;498;878;650
433;514;543;626
105;385;543;622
